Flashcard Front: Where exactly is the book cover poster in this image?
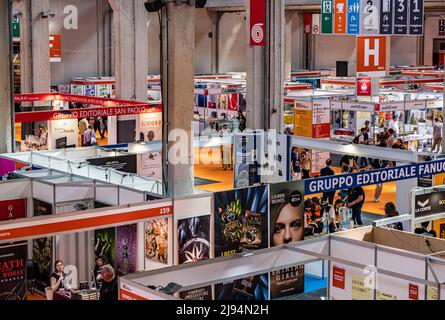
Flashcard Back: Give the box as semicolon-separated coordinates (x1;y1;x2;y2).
179;286;212;300
215;274;269;300
32;237;53;292
178;216;210;264
33;199;52;216
0;243;27;300
0;198;26;221
145;218;168;264
116;224;137;276
94;228;116;269
214;185;268;257
269;181;305;298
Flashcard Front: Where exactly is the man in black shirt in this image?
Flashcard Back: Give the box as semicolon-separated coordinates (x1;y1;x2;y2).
99;264;118;301
321;159;335;205
340;154;356;173
347;187;365;226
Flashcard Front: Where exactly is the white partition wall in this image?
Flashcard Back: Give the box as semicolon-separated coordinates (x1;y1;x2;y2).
32;180;55;206
95;182;119;206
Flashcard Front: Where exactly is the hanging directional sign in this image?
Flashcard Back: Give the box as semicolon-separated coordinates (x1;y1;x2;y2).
347;0;360;34
409;0;424;35
334;0;347;33
394;0;408;34
321;0;334;34
360;0;380;35
380;0;393;34
440;19;445;36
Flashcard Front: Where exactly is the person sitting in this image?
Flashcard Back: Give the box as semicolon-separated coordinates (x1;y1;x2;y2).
50;260;66;292
93;255;108;288
384;202;403;231
99;265;118;301
328;199;344;233
414;222;436;237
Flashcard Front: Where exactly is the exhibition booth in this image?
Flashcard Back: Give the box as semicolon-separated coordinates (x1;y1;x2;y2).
119;226;445;300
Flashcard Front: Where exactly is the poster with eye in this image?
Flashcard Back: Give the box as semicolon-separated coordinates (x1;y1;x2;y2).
0;243;27;300
145;218;168;264
94;228;116;269
215;274;269;300
269;181;305;299
116;224;137;276
177;216;211;300
85;85;96;97
214;185;268;257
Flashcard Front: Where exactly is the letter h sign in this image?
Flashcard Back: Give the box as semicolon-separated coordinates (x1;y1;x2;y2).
357;36;387;77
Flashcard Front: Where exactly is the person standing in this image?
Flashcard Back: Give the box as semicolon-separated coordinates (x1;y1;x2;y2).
320;159;335;204
237;111;246;132
384;202;403;231
83;125;97;146
78;118;89;146
98;117;108;140
300;149;312;179
432;117;442;153
346;186;365;227
99;265;118;301
388;115;399;137
371;158;384;202
219;124;232;170
386;128;395;148
290;147;301;180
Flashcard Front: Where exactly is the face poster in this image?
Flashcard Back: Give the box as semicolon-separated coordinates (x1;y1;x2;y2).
215;274;269;300
269;181;305;299
94;228;116;269
32;237;53;292
0;199;26;221
145;218;168;264
178;216;210;264
137;112;162;142
116;224;137;276
0;243;27;300
214;185;268;257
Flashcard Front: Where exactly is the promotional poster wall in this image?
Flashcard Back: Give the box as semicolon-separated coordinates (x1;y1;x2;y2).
145;218;168;265
137;112;162;142
48;119;78;149
0;243;27;300
234;133;261;188
33;199;53;292
214;185;269;300
87;154;137;173
94;228;116;269
178;216;212;300
115;224;137;276
269;181;305;299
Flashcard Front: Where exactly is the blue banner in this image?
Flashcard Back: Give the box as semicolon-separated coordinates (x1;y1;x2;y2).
305;159;445;194
347;0;360;34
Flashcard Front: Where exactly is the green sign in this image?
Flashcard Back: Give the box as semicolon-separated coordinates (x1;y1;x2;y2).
12;16;20;38
321;0;333;34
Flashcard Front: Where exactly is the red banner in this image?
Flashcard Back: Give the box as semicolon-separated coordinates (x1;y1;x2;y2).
304;13;312;34
332;266;345;289
0;199;27;221
250;0;266;47
357;77;372;96
15;105;162;123
14;93;149;107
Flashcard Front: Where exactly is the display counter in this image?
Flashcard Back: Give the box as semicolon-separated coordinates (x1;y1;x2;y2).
53;289;100;300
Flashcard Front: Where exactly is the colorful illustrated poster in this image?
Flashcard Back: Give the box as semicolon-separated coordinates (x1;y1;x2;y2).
269;181;305;298
94;228;116;269
116;224;137;276
138;152;162;180
33;199;53;292
177;216;212;300
215;274;269;300
0;244;27;300
145;218;168;264
214;185;268;257
0;199;26;221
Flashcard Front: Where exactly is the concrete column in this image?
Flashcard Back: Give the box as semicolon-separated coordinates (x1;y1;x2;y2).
245;0;265;130
162;2;195;197
18;0;32;96
268;0;285;131
284;10;294;81
31;0;51;93
385;36;391;76
109;0;148;144
208;11;222;74
0;0;13;153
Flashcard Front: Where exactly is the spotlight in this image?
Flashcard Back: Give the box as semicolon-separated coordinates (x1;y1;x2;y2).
144;0;165;12
195;0;207;8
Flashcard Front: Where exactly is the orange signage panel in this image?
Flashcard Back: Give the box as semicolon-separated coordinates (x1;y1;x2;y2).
334;0;347;34
357;36;387;77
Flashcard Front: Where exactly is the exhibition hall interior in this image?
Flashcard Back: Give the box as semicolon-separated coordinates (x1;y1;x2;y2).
2;0;445;302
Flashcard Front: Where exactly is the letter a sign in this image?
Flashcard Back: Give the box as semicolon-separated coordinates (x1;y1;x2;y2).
250;0;266;47
356;36;386;77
